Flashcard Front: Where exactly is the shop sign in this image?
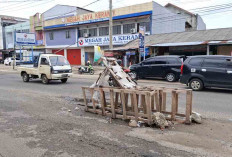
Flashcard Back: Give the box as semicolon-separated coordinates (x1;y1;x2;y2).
15;33;36;45
78;34;139;47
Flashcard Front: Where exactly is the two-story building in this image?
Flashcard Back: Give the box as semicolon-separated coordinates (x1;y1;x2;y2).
43;2;206;65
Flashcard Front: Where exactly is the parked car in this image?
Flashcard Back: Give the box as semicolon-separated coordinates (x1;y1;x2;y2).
4;57;20;66
129;56;182;82
180;55;232;91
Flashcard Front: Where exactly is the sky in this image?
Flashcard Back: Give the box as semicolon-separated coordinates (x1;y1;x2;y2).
0;0;232;29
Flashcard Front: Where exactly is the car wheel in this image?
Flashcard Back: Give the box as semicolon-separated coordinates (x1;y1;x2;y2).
22;73;29;82
61;78;68;83
166;73;176;82
189;78;204;91
9;62;11;66
41;75;49;84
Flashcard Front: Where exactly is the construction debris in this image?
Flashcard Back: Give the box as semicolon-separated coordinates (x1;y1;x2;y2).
152;112;169;129
190;112;202;124
129;120;138;127
81;57;196;128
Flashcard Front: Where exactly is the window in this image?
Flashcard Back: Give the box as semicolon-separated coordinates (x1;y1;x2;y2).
188;58;203;66
142;59;155;65
168;58;181;64
154;58;167;64
89;28;97;37
202;58;226;68
138;22;150;32
113;25;121;35
123;23;135;34
49;32;54;40
41;58;49;65
65;30;71;39
99;27;109;36
226;58;232;69
79;29;87;37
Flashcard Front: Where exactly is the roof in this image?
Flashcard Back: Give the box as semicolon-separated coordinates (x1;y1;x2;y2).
113;27;232;50
165;3;195;16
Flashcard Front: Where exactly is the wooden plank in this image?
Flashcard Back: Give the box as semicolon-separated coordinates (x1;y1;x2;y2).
162;92;167;112
130;93;134;112
151;93;155;111
82;88;88;111
120;91;127;119
99;89;106;116
125;93;129;110
133;93;139;122
185;90;192;124
145;93;152;125
110;89;116;118
171;91;177;120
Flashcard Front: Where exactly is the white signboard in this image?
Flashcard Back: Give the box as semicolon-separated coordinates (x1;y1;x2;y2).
15;33;36;45
78;34;139;47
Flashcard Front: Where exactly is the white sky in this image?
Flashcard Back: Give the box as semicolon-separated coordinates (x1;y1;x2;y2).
0;0;232;29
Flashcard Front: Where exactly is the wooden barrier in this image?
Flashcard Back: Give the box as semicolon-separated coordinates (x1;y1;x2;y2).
82;87;193;125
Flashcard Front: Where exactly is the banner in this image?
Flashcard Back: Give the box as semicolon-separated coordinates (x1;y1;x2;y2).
94;46;104;62
78;34;139;47
15;33;36;45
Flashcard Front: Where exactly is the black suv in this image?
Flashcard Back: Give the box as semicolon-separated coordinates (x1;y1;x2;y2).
180;55;232;91
129;56;182;82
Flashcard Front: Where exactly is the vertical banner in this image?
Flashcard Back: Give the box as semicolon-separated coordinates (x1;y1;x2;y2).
94;46;104;62
139;26;146;61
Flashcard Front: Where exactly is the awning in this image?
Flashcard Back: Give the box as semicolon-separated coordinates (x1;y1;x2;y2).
152;41;204;47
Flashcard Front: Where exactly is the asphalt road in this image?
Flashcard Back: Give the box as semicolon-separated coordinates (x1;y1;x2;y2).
1;72;232;120
0;71;232;156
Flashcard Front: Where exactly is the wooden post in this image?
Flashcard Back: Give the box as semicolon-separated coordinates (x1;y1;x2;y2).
145;92;152;125
110;89;116;118
82;88;88;111
120;91;127;119
99;89;106;116
90;89;97;113
171;91;177;120
130;93;134;112
158;90;163;112
133;93;139;122
151;93;155;111
141;94;147;113
125;93;129;110
185;90;192;124
162;92;166;112
115;92;119;109
175;93;179;113
154;92;159;112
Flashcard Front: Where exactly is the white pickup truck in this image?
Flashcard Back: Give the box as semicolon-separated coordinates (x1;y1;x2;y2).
18;54;73;84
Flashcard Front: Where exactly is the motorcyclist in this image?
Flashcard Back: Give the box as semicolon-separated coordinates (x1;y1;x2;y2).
87;61;93;72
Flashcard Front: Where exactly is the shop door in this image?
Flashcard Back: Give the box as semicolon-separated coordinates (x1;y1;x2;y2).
67;49;81;65
52;50;64;56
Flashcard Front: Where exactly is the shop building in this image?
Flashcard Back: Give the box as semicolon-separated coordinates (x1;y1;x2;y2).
43;2;206;65
0;15;28;60
114;27;232;59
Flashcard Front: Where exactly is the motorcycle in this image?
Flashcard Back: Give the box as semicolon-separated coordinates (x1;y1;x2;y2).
78;65;94;75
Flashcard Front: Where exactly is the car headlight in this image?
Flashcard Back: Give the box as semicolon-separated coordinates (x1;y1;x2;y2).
69;69;72;73
53;70;59;74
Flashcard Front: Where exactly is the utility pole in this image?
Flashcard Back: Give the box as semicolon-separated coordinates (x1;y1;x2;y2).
109;0;113;50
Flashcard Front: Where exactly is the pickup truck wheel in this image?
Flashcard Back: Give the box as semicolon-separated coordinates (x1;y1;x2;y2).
22;73;29;82
41;75;49;84
189;78;203;91
61;78;68;83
